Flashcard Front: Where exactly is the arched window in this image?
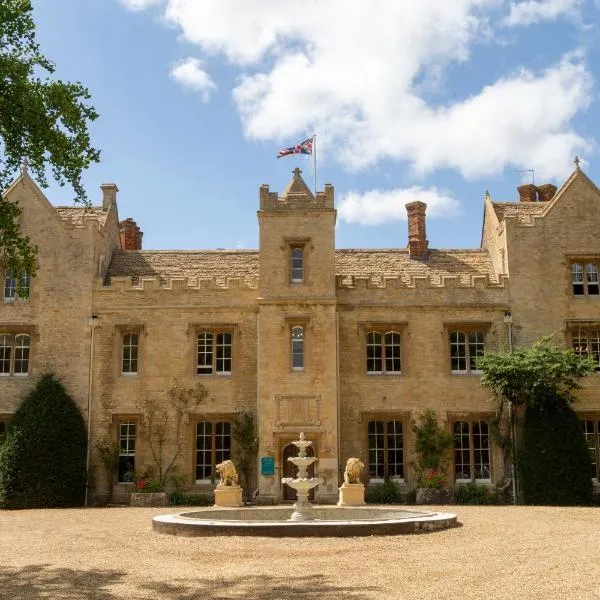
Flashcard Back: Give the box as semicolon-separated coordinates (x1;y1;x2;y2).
3;270;30;302
122;333;138;375
0;334;12;375
450;330;485;373
453;420;490;481
13;334;30;375
585;263;599;295
291;326;304;370
118;421;136;482
367;420;404;479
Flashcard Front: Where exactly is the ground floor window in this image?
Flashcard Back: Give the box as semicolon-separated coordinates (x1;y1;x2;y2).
582;419;600;480
0;421;6;445
453;420;491;481
195;421;231;482
367;419;404;479
118;421;136;482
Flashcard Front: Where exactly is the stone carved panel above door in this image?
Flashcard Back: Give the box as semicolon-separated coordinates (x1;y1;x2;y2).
275;395;321;427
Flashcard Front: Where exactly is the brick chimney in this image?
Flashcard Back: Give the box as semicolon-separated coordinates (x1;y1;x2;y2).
406;201;429;260
517;183;537;203
101;183;118;211
119;218;143;250
537;183;557;203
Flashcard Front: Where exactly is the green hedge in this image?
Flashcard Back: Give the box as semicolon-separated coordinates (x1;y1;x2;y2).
519;401;592;505
0;373;87;508
365;480;403;504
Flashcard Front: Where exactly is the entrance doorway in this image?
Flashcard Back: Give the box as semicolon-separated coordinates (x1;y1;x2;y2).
282;443;315;501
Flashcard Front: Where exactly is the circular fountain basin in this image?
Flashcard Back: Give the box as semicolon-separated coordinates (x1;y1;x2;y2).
152;505;458;537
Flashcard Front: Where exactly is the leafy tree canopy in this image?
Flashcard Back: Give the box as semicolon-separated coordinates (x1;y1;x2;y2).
0;0;100;278
478;336;595;409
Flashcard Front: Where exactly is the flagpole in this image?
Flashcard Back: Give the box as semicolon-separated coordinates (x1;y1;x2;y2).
313;134;317;196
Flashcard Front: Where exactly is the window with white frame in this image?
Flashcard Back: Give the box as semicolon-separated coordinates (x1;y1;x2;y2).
571;328;600;371
118;421;136;482
197;331;232;375
0;333;30;376
122;333;139;375
367;419;404;479
366;331;401;374
582;418;600;480
195;421;231;482
291;246;304;282
4;270;30;302
449;330;485;373
453;419;491;481
572;262;600;296
291;326;304;370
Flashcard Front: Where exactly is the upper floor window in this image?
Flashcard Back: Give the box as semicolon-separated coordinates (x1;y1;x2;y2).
572;262;600;296
196;420;231;483
118;421;136;483
291;247;304;282
291;326;304;370
122;333;139;375
582;418;600;480
0;333;30;376
367;419;404;479
449;330;485;374
453;419;491;482
4;270;30;302
571;329;600;371
197;331;232;375
366;331;401;374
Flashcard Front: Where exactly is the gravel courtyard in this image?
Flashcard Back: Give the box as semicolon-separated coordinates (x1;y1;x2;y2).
1;505;599;600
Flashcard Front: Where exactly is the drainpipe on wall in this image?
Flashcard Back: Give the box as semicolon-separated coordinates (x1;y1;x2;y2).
85;315;101;507
336;312;341;485
504;311;518;505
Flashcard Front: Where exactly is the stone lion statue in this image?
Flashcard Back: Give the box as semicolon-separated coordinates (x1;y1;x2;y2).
343;458;364;484
216;460;239;487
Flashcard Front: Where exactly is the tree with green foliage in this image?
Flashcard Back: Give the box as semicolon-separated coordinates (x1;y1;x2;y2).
0;0;100;283
413;409;454;487
0;373;87;508
231;411;258;501
478;337;595;505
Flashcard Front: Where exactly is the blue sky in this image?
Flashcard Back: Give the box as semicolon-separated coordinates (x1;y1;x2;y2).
30;0;600;251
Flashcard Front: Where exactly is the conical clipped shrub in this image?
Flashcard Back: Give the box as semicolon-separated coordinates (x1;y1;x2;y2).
0;373;87;508
519;401;593;505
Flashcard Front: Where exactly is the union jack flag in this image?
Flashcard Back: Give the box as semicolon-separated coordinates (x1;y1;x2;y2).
277;136;314;158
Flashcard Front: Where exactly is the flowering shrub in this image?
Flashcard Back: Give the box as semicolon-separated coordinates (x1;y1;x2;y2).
133;478;163;493
419;469;446;489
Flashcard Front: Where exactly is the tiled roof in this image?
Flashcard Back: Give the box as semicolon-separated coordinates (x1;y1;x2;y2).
107;248;498;286
492;202;548;223
335;249;498;285
107;250;260;285
55;205;108;225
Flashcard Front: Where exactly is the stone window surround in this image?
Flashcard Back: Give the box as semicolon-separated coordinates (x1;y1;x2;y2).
283;237;312;285
114;416;139;484
567;321;600;372
188;323;238;377
191;413;234;485
0;325;35;377
285;316;310;373
448;412;493;484
569;257;600;297
360;322;407;376
445;322;491;375
579;414;600;481
115;324;145;378
3;270;30;303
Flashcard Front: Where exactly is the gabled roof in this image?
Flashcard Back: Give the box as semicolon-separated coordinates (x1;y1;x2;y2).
281;167;315;201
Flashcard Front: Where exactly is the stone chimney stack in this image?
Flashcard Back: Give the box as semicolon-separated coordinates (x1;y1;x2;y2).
537;183;557;203
119;218;143;250
101;183;118;211
517;183;537;203
406;201;429;260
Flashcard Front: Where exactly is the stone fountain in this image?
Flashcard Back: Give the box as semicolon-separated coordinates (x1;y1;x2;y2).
281;432;324;521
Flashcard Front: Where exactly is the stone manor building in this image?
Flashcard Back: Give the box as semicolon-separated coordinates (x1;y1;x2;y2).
1;165;599;504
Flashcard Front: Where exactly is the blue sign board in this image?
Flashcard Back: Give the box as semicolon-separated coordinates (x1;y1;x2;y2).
261;456;275;476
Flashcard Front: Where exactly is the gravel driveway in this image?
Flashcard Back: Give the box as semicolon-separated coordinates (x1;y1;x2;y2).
1;505;599;599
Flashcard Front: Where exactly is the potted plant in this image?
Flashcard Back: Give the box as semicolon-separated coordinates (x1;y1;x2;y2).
413;410;454;505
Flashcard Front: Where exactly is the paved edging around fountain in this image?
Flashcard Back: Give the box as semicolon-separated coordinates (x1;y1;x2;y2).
152;506;459;537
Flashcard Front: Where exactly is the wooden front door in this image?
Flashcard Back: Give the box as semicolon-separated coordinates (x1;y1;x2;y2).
282;443;315;501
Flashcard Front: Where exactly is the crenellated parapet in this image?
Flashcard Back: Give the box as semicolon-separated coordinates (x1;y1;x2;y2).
336;273;508;290
99;275;259;291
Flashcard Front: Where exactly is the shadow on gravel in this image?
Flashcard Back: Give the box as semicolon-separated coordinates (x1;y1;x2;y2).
0;566;376;599
0;564;126;599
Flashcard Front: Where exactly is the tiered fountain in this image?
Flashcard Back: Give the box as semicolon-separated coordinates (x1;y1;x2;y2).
281;432;323;521
152;431;458;537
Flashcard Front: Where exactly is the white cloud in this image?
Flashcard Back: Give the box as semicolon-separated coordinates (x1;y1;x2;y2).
124;1;594;181
120;0;163;11
505;0;580;26
170;58;216;101
338;187;461;226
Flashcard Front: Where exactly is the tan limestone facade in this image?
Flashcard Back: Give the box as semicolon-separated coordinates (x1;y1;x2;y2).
1;165;600;505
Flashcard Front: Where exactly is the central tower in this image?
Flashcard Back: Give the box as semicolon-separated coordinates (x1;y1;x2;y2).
256;168;339;503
